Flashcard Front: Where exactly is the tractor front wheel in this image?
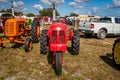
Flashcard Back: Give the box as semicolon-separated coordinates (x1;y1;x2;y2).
71;30;80;55
31;20;40;43
55;52;62;76
112;38;120;67
40;30;48;54
25;38;33;52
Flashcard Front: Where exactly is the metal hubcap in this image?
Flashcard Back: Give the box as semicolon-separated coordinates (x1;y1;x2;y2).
100;31;106;38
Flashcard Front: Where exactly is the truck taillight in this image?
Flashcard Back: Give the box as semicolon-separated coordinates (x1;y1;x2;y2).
52;30;57;43
59;30;65;43
91;24;94;28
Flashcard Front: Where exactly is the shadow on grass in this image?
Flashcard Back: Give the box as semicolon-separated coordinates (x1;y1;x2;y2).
11;43;23;49
67;47;72;54
80;34;97;39
100;53;120;70
0;36;5;38
47;51;53;65
47;46;76;64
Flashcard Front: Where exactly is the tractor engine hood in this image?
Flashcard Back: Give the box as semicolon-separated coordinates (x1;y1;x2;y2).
47;23;67;36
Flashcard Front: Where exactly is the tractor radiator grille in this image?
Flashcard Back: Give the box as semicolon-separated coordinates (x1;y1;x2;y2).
52;30;57;43
59;30;65;43
5;22;14;34
51;30;65;43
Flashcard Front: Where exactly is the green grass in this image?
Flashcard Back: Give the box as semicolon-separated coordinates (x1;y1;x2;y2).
0;27;120;80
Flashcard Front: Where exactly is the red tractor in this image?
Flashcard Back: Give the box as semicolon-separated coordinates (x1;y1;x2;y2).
40;22;80;76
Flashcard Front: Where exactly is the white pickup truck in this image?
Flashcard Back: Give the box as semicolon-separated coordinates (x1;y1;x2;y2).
79;17;120;39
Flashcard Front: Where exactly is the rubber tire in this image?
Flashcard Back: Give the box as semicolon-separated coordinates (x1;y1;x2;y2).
40;30;48;54
31;20;40;43
97;29;107;39
25;38;33;52
72;30;80;55
112;38;120;67
55;52;62;76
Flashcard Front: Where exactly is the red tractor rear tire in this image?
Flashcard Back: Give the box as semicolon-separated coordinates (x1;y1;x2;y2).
40;30;48;54
31;20;40;43
71;30;80;55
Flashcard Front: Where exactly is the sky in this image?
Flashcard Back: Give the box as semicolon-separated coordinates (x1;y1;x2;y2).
0;0;120;17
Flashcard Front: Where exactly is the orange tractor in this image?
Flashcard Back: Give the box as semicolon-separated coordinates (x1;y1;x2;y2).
0;18;40;52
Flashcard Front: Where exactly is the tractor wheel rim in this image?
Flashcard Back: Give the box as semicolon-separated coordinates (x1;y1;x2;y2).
37;26;40;39
114;43;120;64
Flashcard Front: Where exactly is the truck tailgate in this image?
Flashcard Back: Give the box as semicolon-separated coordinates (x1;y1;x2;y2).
79;22;92;30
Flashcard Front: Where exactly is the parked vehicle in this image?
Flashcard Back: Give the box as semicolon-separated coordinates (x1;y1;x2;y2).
66;18;72;25
79;17;120;39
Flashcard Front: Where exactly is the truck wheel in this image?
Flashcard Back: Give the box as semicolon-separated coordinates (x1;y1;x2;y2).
31;20;40;43
97;29;107;39
112;38;120;67
55;52;62;76
40;30;48;54
72;30;80;55
25;38;33;52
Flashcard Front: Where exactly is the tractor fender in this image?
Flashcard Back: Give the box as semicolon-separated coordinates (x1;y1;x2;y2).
68;30;74;40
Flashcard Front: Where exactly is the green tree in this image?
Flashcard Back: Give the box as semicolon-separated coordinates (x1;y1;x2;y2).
26;13;35;17
39;8;59;17
0;9;6;12
69;13;79;17
15;12;21;16
64;15;69;18
6;9;12;13
0;9;21;16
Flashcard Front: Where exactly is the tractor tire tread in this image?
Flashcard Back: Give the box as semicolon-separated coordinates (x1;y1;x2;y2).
40;30;48;54
72;30;80;55
31;20;40;43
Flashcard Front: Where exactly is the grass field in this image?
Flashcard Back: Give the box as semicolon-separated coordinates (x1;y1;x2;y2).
0;25;120;80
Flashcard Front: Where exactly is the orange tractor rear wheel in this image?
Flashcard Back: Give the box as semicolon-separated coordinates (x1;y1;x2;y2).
31;20;40;43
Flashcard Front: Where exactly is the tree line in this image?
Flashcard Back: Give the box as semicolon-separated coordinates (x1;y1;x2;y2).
0;8;78;17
